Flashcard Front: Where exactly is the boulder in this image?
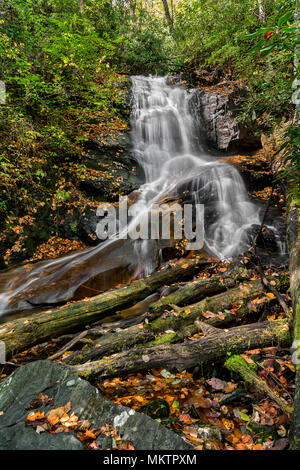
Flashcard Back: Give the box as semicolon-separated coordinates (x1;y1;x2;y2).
0;360;191;450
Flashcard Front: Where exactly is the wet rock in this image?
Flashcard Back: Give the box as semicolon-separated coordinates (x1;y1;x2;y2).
223;152;273;191
57;204;100;245
248;220;283;254
219;388;250;406
189;87;260;152
80;131;144;201
0;360;191;450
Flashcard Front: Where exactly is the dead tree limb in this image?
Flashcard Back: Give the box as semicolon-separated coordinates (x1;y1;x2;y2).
69;319;291;380
225;355;292;414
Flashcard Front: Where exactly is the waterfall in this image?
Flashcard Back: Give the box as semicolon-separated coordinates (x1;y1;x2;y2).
0;76;286;316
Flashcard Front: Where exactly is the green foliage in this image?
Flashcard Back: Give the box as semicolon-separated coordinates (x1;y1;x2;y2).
175;0;297;132
0;0;176;227
246;7;299;179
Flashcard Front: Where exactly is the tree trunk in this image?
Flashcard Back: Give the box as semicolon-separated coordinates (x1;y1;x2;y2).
149;279;273;333
66;275;283;365
70;319;291;380
161;0;173;28
0;257;207;358
257;0;265;24
149;263;250;316
288;182;300;448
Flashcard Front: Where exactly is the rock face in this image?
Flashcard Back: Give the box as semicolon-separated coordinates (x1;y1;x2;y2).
171;73;260;152
190;89;240;151
0;360;191;450
56;204;100;245
79;131;144;201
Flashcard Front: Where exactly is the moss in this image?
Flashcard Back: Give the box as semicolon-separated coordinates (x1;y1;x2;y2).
146;332;179;346
246;422;278;441
294;304;300;341
76;369;92;380
225;354;258;374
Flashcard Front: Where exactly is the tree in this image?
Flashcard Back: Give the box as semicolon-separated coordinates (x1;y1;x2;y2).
161;0;173;28
130;0;137;18
257;0;265;23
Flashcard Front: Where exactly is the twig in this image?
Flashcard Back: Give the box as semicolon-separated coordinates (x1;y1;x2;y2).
48;331;88;361
256;263;291;321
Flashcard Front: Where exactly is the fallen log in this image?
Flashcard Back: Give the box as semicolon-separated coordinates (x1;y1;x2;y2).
149;263;250;317
0;256;207;358
225;355;293;415
69;319;291;380
149;277;235;317
287;184;300;449
149;278;273;333
65;278;275;365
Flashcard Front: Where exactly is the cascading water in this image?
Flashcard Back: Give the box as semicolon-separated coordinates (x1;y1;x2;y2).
0;76;286;316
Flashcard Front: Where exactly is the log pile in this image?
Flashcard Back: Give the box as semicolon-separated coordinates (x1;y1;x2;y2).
0;254;293;429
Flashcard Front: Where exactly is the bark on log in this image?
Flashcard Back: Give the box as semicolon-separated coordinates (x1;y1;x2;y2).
149;279;272;332
287;185;300;448
69;319;291;380
0;256;207;358
149;276;237;317
65;279;275;365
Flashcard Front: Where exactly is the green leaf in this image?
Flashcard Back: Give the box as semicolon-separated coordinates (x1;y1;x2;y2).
238;411;250;422
249;39;265;52
260;45;275;56
278;11;293;27
244;28;272;39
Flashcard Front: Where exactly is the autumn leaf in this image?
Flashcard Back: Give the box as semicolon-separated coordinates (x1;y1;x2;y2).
48;415;59;426
266;292;276;299
264;31;275;40
27;411;45;421
206;378;227;391
118;440;135;450
179;414;192;424
83;429;97;440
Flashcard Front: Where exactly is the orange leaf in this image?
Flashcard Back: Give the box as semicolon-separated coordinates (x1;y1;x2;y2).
264;31;275;40
266;292;275;299
27;411;45;421
179;414;192;424
240;354;255;364
83;429;96;439
48;415;59;426
253;444;264;450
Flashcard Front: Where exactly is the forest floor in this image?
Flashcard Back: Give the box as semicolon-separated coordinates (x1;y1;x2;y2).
0;138;295;451
0;258;294;450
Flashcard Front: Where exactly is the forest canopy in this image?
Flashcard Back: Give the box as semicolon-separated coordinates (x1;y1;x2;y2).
0;0;298;251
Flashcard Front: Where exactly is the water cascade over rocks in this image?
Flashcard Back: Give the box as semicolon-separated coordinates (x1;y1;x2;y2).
0;76;286;316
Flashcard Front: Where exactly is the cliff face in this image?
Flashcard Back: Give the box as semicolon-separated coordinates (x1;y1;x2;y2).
189;86;262;153
190;88;239;151
170;73;261;152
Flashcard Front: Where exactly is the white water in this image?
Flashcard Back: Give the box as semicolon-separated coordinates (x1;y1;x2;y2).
0;76;285;315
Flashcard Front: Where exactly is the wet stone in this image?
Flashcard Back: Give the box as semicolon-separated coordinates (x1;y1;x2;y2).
0;360;191;450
